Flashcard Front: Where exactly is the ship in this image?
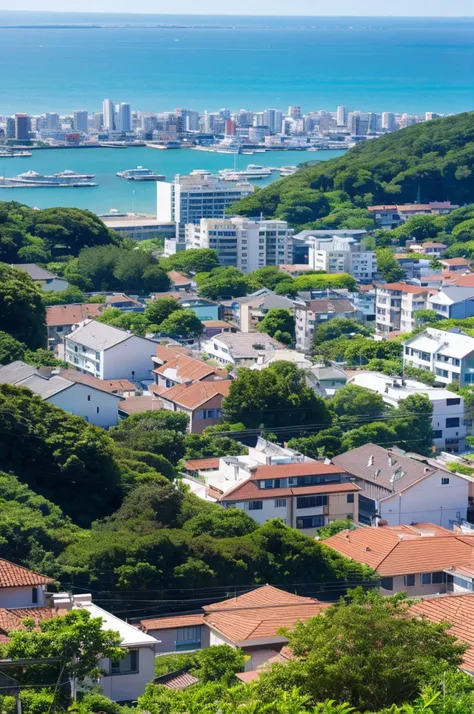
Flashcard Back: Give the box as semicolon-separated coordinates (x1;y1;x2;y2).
116;166;165;181
0;150;32;157
219;164;273;181
279;165;298;177
0;170;98;187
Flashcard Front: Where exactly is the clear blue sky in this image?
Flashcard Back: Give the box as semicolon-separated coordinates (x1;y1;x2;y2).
3;0;474;15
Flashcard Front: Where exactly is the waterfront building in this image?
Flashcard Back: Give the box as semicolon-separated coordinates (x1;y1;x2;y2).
263;108;282;133
14;113;30;141
116;103;131;133
102;98;115;131
185;217;292;273
5;117;15;139
288;105;301;119
224;119;236;136
73;109;88;134
307;234;377;282
156;174;254;224
336;105;347;126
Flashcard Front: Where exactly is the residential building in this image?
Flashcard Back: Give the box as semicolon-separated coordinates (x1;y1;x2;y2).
428;286;474;320
230;291;298;332
408;241;447;257
64;320;156;381
152;352;226;390
368;202;459;229
350;284;376;322
0;557;53;608
250;350;312;371
156;379;232;433
295;297;359;351
156;174;254;224
102;217;176;241
382;112;396;131
403;327;474;386
306;362;348;397
306;235;377;282
11;263;69;292
59;369;137;397
348;372;467;452
0;361;123;428
185;217;293;273
394;253;431;280
105;293;143;309
202;320;238;339
73;109;88;133
168;271;193;291
46;303;105;344
332;443;469;528
51;593;157;703
219;462;360;534
178;296;220;322
375;283;434;335
139;585;328;670
324;523;474;596
200;332;284;366
439;258;470;272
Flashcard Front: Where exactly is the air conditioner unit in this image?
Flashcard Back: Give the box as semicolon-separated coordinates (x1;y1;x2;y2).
323;505;329;516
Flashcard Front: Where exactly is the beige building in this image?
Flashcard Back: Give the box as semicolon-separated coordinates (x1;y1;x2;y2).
375;282;434;335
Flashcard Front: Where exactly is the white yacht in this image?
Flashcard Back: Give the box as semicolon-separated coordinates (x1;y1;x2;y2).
1;170;97;187
219;164;272;181
116;166;165;181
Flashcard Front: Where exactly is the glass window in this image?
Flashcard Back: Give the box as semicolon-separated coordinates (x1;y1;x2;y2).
296;515;324;529
31;587;38;604
296;495;328;509
432;571;445;584
447;398;461;406
446;417;460;428
347;494;354;504
381;577;393;591
441;477;450;485
274;499;287;508
421;573;432;585
433;430;443;439
111;649;138;675
244;501;263;511
404;574;415;587
176;626;201;643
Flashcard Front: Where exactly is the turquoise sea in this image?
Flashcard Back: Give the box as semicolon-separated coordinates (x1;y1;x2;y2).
0;13;473;115
0;148;344;215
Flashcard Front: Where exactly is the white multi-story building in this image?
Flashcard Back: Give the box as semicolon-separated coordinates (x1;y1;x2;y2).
349;371;467;453
403;328;474;387
382;112;396;131
295;297;359;351
116;102;131;133
156;174;254;224
375;283;434;335
64;320;156;381
336;105;348;126
73;110;88;134
307;235;377;282
185;217;292;273
102;98;115;131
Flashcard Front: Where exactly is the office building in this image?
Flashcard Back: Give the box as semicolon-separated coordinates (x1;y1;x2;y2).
102;98;115;131
90;112;103;131
336;105;348;126
5;117;15;139
225;119;236;136
288;105;301;118
382;112;396;131
156;174;254;224
307;235;377;281
14;114;30;141
115;103;131;133
263;108;282;133
73;110;88;134
185;217;292;273
45;113;60;131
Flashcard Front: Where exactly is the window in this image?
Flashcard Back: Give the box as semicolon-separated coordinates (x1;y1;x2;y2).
447;398;461;406
96;407;100;414
446;417;460;428
404;574;415;587
441;477;450;485
347;494;354;504
31;587;38;604
244;501;263;511
111;649;138;675
87;395;91;402
421;572;446;586
433;430;443;439
296;495;328;509
296;516;324;529
176;626;201;650
381;577;393;591
274;499;287;508
95;352;100;361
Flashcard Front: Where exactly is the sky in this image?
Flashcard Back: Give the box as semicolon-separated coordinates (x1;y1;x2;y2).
2;0;474;16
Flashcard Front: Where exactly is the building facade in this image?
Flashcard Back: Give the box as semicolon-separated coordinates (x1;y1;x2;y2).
375;283;433;334
403;327;474;386
307;235;377;282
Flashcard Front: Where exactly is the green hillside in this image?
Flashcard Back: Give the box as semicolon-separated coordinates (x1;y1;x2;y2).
231;111;474;230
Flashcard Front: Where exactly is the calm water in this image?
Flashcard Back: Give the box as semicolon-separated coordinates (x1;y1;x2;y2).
0;13;473;114
0;148;344;215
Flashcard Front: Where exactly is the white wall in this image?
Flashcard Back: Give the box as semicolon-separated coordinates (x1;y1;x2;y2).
156;182;174;222
103;336;155;381
99;646;156;703
0;585;46;608
48;384;120;428
380;471;468;529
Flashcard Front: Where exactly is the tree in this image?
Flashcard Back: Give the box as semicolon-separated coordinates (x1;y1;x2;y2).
329;384;386;427
159;308;204;338
256;590;466;711
144;297;182;326
288;427;344;459
223;362;332;430
0;263;46;349
251;266;292;290
0;330;26;364
313;318;369;347
318;519;355;539
394;394;434;455
183;508;257;538
4;610;123;710
160;248;220;275
111;410;189;463
414;309;439;326
42;285;85;306
97;308;150;336
258;308;295;345
196;267;254;300
376;248;406;282
183;432;247;460
195;645;248;685
31;207;117;255
341;422;398;451
403;366;437;386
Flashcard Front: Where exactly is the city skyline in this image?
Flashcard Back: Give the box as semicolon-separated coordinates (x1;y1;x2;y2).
1;3;474;16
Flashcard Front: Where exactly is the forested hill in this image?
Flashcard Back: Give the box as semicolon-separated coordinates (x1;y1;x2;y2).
231;111;474;230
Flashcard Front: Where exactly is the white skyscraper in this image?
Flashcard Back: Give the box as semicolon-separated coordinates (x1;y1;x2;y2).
336;105;348;126
116;103;131;133
45;113;60;131
102;99;115;131
73;110;89;134
382;112;396;131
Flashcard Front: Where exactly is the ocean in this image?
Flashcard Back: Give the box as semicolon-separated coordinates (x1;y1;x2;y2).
0;12;473;115
0;147;344;215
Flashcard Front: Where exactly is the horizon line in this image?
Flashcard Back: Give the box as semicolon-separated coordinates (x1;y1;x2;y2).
1;10;474;19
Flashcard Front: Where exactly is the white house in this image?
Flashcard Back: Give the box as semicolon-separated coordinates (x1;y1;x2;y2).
375;283;434;335
348;371;467;453
201;332;284;366
0;361;122;428
0;557;53;609
11;263;69;292
65;320;156;381
403;328;474;386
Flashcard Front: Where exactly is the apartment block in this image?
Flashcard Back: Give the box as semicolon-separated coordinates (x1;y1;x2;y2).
375;283;433;334
403;327;474;386
307;235;377;282
295;296;359;351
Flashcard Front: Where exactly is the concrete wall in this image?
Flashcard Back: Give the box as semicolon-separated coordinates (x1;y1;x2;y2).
380;573;450;597
48;384;119;428
103;336;155;381
99;646;155;702
149;625;211;653
0;585;47;608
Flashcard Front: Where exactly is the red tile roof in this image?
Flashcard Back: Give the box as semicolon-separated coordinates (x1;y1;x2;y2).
440;258;469;266
155;345;192;363
0;559;53;588
184;458;220;471
105;293;141;306
153;354;225;382
168;271;192;287
379;283;432;294
252;462;344;480
204;585;318;612
160;380;232;411
46;303;104;327
118;396;163;414
60;369;135;394
220;480;360;503
141;614;204;632
160;672;200;689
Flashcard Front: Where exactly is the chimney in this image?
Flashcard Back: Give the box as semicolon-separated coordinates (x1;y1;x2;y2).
388;454;396;467
374;469;381;479
368;455;374;467
72;593;92;607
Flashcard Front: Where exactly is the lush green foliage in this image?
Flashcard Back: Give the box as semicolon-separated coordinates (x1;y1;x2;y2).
257;307;295;345
195;266;256;300
312;318;370;346
376;248;406;282
160;248;220;274
0;263;46;348
159;308;204;338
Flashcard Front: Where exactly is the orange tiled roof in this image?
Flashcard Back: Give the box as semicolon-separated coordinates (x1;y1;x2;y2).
168;271;192;287
60;369;135;394
410;594;474;674
220;480;360;503
203;584;319;612
141;613;204;632
0;559;53;588
379;283;433;294
324;527;474;577
450;274;474;287
153;354;222;382
160;380;232;411
155;344;192;363
0;607;53;634
46;303;104;327
440;258;469;266
184;458;220;471
253;462;344;480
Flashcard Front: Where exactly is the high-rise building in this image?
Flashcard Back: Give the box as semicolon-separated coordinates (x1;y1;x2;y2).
116;103;131;133
225;119;236;136
102;99;115;131
14;114;30;141
425;112;439;121
336;106;348;126
367;112;378;134
90;113;103;131
45;113;60;131
347;112;359;135
73;110;89;134
253;112;265;127
237;110;253;127
157;174;255;224
5;117;15;139
185;217;293;273
288;106;301;119
382;112;396;131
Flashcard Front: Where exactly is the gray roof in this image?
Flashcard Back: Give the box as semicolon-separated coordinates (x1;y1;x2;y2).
16;374;73;399
333;443;445;495
213;332;284;359
10;263;57;280
309;364;347;381
293;229;366;241
437;286;474;303
0;361;37;384
66;320;136;351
